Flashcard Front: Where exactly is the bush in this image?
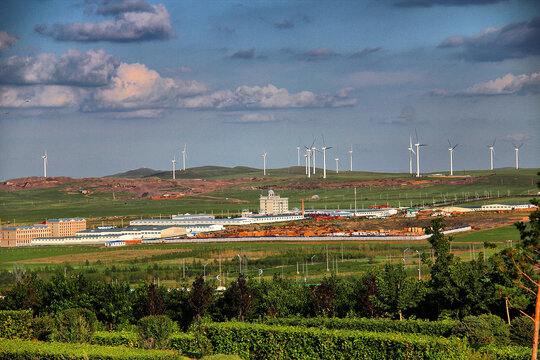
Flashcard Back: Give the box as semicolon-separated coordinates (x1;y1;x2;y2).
91;330;140;348
55;307;98;343
169;332;203;355
264;316;457;337
198;321;470;360
510;316;534;347
0;310;33;340
0;338;188;359
476;345;532;360
453;315;509;347
138;315;178;350
31;315;55;341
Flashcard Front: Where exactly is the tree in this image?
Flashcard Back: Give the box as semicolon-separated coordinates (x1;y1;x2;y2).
500;172;540;359
424;218;496;319
188;276;214;321
223;274;253;322
374;263;425;320
133;282;165;319
309;276;339;317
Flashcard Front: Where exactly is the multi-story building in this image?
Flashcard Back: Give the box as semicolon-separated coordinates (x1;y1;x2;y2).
46;218;87;237
259;190;288;215
1;225;52;247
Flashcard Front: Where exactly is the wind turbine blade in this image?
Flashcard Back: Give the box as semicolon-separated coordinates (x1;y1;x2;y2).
492;138;496;147
518;143;523;149
327;146;333;150
453;144;459;150
447;139;451;148
321;134;326;147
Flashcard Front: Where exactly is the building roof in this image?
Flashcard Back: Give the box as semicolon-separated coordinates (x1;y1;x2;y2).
2;225;50;230
47;218;86;222
78;225;181;234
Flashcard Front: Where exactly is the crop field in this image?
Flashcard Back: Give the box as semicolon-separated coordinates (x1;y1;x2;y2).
0;167;537;225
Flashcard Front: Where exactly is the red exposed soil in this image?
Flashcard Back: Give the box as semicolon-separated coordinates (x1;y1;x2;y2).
0;176;256;201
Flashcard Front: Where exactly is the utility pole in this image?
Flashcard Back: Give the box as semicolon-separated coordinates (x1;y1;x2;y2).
326;245;329;272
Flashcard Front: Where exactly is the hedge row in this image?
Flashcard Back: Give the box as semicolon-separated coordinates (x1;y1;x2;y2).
477;345;532;360
91;331;140;348
263;316;458;337
0;339;188;360
199;322;470;360
0;311;33;340
91;331;200;355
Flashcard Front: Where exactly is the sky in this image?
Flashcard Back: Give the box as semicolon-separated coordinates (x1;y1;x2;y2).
0;0;539;180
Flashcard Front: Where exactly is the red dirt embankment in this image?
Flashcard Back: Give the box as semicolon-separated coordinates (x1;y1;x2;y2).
0;176;256;201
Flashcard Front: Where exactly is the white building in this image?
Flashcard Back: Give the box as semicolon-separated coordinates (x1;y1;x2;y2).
260;190;289;215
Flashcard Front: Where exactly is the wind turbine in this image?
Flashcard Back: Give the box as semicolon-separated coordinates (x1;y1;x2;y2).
304;139;315;178
41;152;48;178
304;153;309;176
296;146;300;167
321;136;332;179
172;157;176;179
408;135;415;175
349;145;353;172
513;143;523;169
414;129;427;177
448;140;458;176
182;144;187;171
335;158;340;174
311;144;317;175
487;138;496;171
262;151;267;175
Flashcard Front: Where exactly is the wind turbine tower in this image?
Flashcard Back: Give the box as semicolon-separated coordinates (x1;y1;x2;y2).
408;136;415;175
349;145;353;172
262;152;267;175
306;149;311;178
514;143;523;169
312;145;317;174
414;130;427;178
488;138;496;171
172;157;176;179
42;152;48;178
335;158;340;174
182;144;187;171
448;140;458;176
321;137;332;179
296;146;300;167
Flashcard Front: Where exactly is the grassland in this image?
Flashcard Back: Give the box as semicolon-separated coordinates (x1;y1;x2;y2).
0;167;537;225
0;222;520;286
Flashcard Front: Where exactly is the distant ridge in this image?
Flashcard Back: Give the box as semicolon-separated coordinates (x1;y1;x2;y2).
108;165;261;179
106;167;160;178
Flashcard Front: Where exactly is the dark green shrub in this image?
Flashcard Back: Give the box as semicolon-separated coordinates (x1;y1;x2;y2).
0;338;188;359
264;316;458;337
137;315;178;349
476;345;532;360
510;315;534;347
91;330;140;348
201;356;243;360
55;307;98;343
0;310;33;340
31;315;55;341
199;321;470;360
453;314;509;347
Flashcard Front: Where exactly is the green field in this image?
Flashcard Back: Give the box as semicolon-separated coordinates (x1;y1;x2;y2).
0;167;538;224
0;222;517;285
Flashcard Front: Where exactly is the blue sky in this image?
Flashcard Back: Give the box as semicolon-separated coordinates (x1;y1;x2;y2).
0;0;539;179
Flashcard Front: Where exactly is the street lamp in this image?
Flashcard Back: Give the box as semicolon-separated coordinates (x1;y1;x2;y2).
311;255;316;265
403;248;409;265
203;263;208;281
237;254;242;274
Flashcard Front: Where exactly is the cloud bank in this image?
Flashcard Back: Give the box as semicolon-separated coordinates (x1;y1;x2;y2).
438;17;540;61
0;31;19;53
430;71;540;96
35;1;175;42
0;48;356;113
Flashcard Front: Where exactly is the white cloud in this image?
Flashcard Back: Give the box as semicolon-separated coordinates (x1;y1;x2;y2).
0;31;19;53
0;49;119;86
0;85;80;108
431;72;540;97
35;3;175;42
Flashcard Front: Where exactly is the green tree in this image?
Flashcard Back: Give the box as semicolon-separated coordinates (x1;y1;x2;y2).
188;276;214;321
374;263;425;320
